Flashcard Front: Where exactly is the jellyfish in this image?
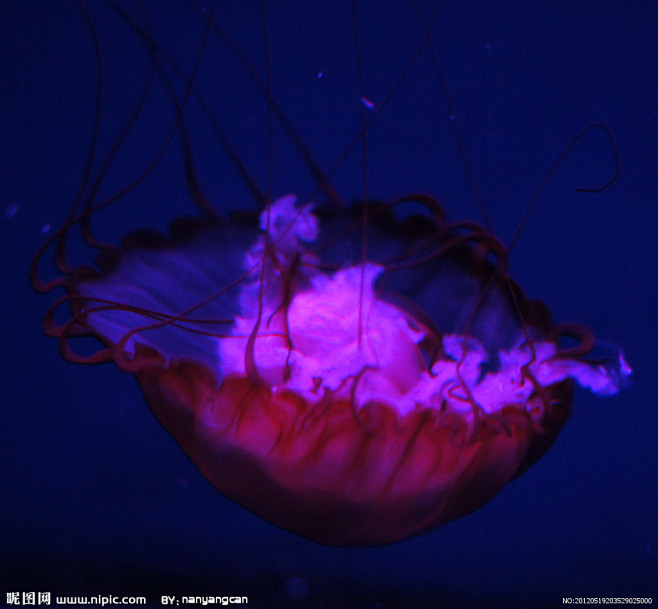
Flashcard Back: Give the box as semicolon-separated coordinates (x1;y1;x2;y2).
32;1;630;547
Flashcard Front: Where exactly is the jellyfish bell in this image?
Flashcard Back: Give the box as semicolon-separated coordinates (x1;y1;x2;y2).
33;2;631;547
48;193;629;546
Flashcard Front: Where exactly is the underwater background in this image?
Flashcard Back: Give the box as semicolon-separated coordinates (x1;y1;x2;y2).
2;1;657;607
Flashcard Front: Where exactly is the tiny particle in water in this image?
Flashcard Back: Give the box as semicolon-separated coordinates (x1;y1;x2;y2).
360;96;375;109
5;202;19;218
285;576;310;600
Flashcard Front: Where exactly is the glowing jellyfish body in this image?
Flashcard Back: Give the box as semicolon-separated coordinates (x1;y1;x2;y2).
48;194;629;546
32;0;633;548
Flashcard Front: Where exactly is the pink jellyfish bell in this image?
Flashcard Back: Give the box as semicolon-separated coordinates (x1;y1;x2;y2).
41;190;630;546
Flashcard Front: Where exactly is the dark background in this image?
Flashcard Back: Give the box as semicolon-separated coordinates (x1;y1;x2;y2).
2;1;656;607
